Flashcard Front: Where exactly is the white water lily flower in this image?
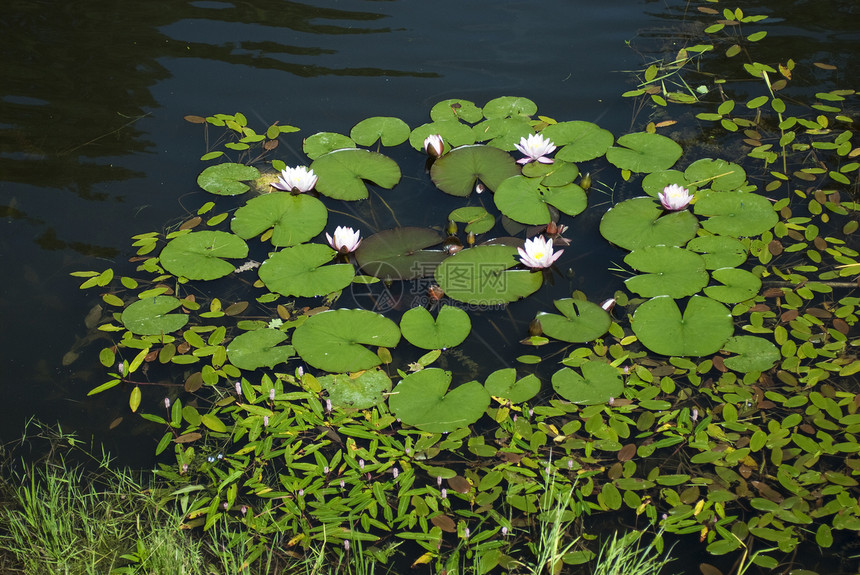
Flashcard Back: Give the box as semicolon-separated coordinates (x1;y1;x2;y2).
517;235;563;269
423;134;444;158
271;166;318;193
326;226;362;253
514;133;556;165
658;184;693;211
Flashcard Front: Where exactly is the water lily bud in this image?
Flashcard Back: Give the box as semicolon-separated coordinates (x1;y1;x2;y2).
424;134;444;158
428;285;445;301
600;298;616;312
466;231;476;246
579;172;591;192
529;318;543;337
446;219;458;236
475;182;486;194
546;220;559;235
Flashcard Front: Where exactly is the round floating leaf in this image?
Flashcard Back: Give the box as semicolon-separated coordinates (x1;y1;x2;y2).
631;295;733;357
552;361;623;404
703;267;761;303
541;121;614;162
258;244;355;297
230;192;327;247
448;207;495;235
484;368;540;404
641;170;694;198
409;121;476;151
537;299;611;343
722;335;780;373
430;99;483;123
687;236;748;269
226;329;294;370
430;145;520;197
435;245;542;305
355;227;446;280
292;309;401;373
522;160;580;187
494;176;586;225
694;191;778;237
350;116;411;147
318;369;391;409
606;132;682;173
303;132;356;159
599;197;699;251
160;231;248;280
684;158;746;192
399;305;471;350
389;368;490;432
624;246;709;298
471;117;533;149
482;96;537;119
197;163;260;196
121;296;189;336
311;149;401;200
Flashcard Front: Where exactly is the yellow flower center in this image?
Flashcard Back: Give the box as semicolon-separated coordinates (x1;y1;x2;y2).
534;251;544;259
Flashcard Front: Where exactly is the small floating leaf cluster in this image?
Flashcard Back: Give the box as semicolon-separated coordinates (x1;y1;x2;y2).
71;7;860;572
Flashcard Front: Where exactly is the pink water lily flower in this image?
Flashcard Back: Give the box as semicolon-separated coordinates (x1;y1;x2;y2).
515;133;556;165
271;166;318;193
658;184;693;211
326;226;362;254
423;134;444;158
518;235;563;269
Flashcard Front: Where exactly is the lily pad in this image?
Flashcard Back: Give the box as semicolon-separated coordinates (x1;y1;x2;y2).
430;145;520;197
399;305;471;350
537;299;611;343
703;268;761;303
541;121;615;162
226;329;294;370
606;132;682;173
292;309;401;373
311;148;401;200
303;132;356;159
389;368;490;432
355;227;446;280
258;244;355;297
448;207;495;235
694;191;778;237
494;176;587;225
522;160;580;187
318;369;392;409
160;231;248;280
624;246;709;299
230;192;327;246
684;158;746;192
551;361;623;404
197;163;260;196
631;295;733;357
599;197;699;251
722;335;780;373
430;99;484;123
350;116;411;147
435;245;542;305
686;236;748;269
481;96;538;119
121;296;189;336
641;170;695;198
484;368;540;404
471;117;533;149
409;121;476;151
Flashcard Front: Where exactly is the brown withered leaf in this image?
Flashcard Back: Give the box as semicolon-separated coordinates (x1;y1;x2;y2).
763;288;785;298
185;371;204;393
618;444;637;462
175;432;202;444
780;309;799;322
447;475;472;494
431;514;457;533
768;240;783;255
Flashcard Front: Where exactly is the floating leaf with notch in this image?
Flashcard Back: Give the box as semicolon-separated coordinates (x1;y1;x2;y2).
552;361;623;404
541;121;614;162
399;305;471;350
694;191;778;237
355;227;445;280
435;245;542;305
687;236;748;269
484;368;540;404
311;148;401;200
258;244;355;297
448;207;495;235
350;116;411;147
121;296;189;336
631;295;733;356
430;145;520;197
703;268;761;303
537;299;611;343
227;329;294;370
494;176;586;225
160;231;248;280
389;368;490;432
481;96;538;119
685;158;747;192
605;132;682;173
318;369;392;409
197;163;260;196
230;192;327;246
599;197;699;251
303;132;355;159
722;335;780;373
430;99;483;123
624;246;709;299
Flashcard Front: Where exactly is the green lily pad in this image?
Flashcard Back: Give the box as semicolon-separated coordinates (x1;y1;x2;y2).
599;197;699;251
389;368;490;432
226;329;294;370
409;121;476;151
541;121;615;162
311;148;401;201
484;368;540;404
641;170;696;198
399;305;471;350
551;361;623;404
684;158;746;192
448;207;495;235
522;160;580;187
303;132;356;159
694;191;778;237
435;245;542;305
624;246;709;298
121;296;189;336
355;227;446;280
703;268;761;303
722;335;780;373
230;192;327;247
631;295;733;357
197;163;260;196
430;145;520;197
686;236;748;270
350;116;411;147
258;244;355;297
606;132;683;173
481;96;538;119
471;117;533;149
494;176;587;225
318;369;392;409
160;231;248;280
537;299;611;343
430;99;484;123
292;309;401;373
